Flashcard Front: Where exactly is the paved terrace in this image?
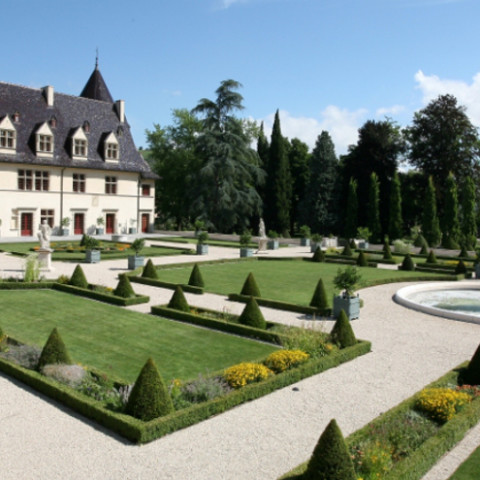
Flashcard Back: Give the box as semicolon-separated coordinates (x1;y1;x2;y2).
1;237;480;479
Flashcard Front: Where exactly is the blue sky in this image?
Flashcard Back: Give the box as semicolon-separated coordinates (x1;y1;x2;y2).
3;0;480;155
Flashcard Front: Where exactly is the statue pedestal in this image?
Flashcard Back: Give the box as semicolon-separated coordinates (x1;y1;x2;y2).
257;238;268;252
37;248;53;271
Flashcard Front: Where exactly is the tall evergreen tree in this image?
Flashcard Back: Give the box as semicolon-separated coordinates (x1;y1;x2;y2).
422;176;441;247
441;172;460;249
288;138;310;233
388;171;403;240
461;176;477;249
344;178;358;239
367;172;381;243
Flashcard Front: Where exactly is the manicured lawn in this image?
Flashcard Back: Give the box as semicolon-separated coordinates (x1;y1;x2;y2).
449;445;480;479
156;260;441;307
0;290;277;383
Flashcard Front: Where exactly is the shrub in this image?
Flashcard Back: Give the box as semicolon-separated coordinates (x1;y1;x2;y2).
41;363;86;387
426;249;437;264
341;242;353;256
239;230;252;247
330;310;356;348
113;274;136;298
125;357;174;421
141;259;158;279
312;247;325;262
401;253;414;271
167;285;190;312
415;387;471;423
274;325;335;358
310;279;329;310
24;254;40;282
463;343;480;385
240;272;261;297
443;235;460;250
333;266;361;297
459;244;469;258
455;259;467;275
0;344;41;369
56;274;70;284
188;263;205;288
223;362;273;389
177;374;232;406
383;239;393;260
238;296;266;329
69;264;88;289
37;328;72;370
419;238;429;255
414;233;427;247
356;250;368;267
394;239;410;254
299;225;311;238
304;418;356;480
130;238;145;255
264;349;309;373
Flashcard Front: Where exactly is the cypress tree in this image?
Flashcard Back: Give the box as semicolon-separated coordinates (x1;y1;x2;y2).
422;176;441;247
240;272;261;297
141;259;158;279
304;418;356;480
344;178;358;239
330;310;356;348
367;172;381;243
114;274;136;298
167;285;190;312
188;264;205;288
125;357;174;421
69;264;88;289
388;171;403;240
309;279;329;311
238;297;266;329
461;176;477;250
442;172;460;249
37;328;72;370
312;246;325;262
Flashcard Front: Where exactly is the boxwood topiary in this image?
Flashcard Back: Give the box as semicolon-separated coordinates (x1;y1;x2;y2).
401;253;414;271
356;251;368;267
419;238;429;256
330;309;356;348
37;327;72;370
168;285;190;312
69;264;88;289
141;259;158;279
383;240;393;260
240;272;261;297
310;278;328;310
304;418;356;480
463;343;480;385
188;263;205;288
114;274;136;298
341;242;353;257
426;249;437;264
455;259;467;275
459;245;469;258
238;296;266;329
312;247;325;263
125;357;174;421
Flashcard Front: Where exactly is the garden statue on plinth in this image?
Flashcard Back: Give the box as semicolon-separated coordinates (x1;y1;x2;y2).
37;220;53;270
257;218;267;252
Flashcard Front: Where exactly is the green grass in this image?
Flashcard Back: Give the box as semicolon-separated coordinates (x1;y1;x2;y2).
0;290;277;383
449;445;480;479
155;260;441;307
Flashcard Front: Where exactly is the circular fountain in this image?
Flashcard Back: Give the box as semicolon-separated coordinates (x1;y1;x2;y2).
394;281;480;325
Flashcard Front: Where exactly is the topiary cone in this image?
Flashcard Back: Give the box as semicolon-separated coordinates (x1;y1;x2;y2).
464;344;480;385
188;263;205;288
401;253;414;271
141;259;158;279
240;272;261;297
455;259;467;275
383;240;393;260
312;247;325;263
69;264;88;289
342;242;353;256
459;245;469;259
37;327;72;370
167;285;190;312
356;250;368;267
330;309;356;348
114;274;136;298
238;296;266;329
304;418;356;480
310;278;329;311
426;249;437;264
125;357;174;421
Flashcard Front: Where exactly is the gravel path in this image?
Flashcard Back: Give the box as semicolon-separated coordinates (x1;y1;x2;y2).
1;245;479;479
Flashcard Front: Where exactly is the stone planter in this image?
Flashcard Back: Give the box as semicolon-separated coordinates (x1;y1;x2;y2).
196;244;209;255
300;238;310;247
322;237;338;248
357;240;369;249
310;242;321;253
85;250;101;264
267;240;279;250
96;228;104;235
61;228;70;236
240;247;254;258
128;228;137;234
333;294;360;320
128;255;144;270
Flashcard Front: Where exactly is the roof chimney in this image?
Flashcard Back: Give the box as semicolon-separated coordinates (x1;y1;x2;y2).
43;85;54;107
115;100;125;123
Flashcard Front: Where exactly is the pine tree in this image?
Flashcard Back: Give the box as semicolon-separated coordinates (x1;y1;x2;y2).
125;357;174;421
188;264;205;288
69;264;88;289
114;274;136;298
388;171;403;240
344;178;358;239
37;328;72;370
238;297;266;329
330;310;357;348
142;259;158;279
422;176;441;247
461;176;477;250
442;172;460;249
240;272;261;297
367;172;381;243
168;285;190;312
310;279;329;311
304;419;356;480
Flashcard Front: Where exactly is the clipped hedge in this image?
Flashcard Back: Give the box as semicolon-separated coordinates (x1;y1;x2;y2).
128;275;203;295
0;281;55;290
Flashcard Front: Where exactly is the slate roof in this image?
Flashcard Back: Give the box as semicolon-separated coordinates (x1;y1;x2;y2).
0;68;157;179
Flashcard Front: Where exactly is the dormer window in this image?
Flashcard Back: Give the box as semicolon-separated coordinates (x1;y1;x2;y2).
71;127;88;160
50;116;57;128
35;122;54;158
0;116;17;154
83;121;90;133
104;132;119;162
13;112;20;123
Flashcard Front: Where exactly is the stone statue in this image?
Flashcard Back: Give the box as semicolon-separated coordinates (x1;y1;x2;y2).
259;218;266;239
38;220;51;250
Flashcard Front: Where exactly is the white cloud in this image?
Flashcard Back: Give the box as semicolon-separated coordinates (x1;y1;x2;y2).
258;106;367;155
375;105;405;117
414;70;480;126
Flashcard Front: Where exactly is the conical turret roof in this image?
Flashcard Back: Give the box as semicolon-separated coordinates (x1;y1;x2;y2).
80;63;114;103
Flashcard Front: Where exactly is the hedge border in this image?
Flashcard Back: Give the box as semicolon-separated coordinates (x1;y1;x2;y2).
128;275;204;294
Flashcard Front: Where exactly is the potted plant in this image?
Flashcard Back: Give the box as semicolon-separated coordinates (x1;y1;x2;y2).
128;218;137;234
332;265;362;320
299;225;311;247
128;238;145;269
267;230;279;250
194;219;205;237
84;235;101;263
239;230;253;258
356;226;371;249
311;233;322;253
61;217;70;236
196;231;209;255
96;216;105;235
